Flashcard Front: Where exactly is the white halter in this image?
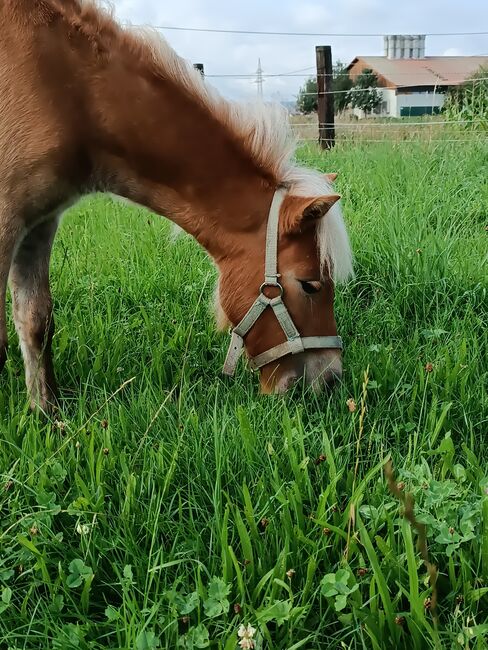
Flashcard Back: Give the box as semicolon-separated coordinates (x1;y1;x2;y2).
222;188;343;376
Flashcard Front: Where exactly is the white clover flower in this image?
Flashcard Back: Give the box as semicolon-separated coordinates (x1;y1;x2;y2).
237;624;256;649
238;640;254;650
76;523;90;535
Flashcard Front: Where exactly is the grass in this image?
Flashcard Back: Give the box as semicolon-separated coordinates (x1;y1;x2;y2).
290;114;487;143
0;140;487;649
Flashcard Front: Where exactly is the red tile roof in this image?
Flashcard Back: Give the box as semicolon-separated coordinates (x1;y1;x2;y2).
347;56;488;87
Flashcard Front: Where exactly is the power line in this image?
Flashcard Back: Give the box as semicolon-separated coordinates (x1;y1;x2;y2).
267;66;316;77
294;77;488;96
206;67;317;79
206;69;487;79
138;24;488;38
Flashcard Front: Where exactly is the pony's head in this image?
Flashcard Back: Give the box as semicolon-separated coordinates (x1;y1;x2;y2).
215;171;353;393
119;32;355;390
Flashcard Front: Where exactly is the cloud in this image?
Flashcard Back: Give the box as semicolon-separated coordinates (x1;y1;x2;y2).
443;47;463;56
287;2;333;29
110;0;488;100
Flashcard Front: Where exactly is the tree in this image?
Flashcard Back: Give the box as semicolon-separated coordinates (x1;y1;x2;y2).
296;61;353;114
333;60;353;113
297;77;318;114
348;68;382;114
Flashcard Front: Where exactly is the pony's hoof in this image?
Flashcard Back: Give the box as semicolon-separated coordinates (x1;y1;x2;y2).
29;387;59;416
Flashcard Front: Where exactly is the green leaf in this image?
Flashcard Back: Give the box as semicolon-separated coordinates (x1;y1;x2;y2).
335;594;348;611
67;559;93;589
320;573;337;589
69;559;86;574
179;591;199;615
320;583;338;597
359;505;380;520
435;522;462;546
191;624;210;648
51;462;68;483
335;569;350;584
36;491;61;515
453;464;467;482
258;600;292;626
203;577;230;618
123;565;134;582
203;598;225;618
207;577;231;601
320;569;355;598
17;534;41;557
2;587;12;605
421;329;448;339
105;605;120;621
136;629;160;650
178;625;210;649
0;568;14;582
66;574;83;588
51;595;65;613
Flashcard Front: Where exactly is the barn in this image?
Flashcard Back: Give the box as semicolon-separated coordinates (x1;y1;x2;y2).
347;35;488;118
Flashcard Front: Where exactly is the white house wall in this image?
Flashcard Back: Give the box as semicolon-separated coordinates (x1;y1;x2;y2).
380;88;397;116
395;90;445;116
351;87;446;118
352;88;396;118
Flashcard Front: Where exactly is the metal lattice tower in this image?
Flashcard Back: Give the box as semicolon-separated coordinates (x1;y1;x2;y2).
256;58;264;98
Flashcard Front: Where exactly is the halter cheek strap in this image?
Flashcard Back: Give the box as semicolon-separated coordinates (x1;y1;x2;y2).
222;188;343;377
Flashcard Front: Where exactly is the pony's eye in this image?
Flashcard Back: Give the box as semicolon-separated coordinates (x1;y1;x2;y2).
299;280;322;294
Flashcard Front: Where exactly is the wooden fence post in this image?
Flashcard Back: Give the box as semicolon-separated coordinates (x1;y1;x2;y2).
193;63;205;78
316;46;335;149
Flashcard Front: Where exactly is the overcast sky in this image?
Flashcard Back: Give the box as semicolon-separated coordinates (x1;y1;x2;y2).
112;0;488;101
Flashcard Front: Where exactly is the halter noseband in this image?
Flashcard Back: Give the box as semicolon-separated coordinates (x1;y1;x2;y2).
222;188;343;376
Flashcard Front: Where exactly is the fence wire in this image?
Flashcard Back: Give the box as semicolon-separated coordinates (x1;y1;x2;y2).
291;118;486;128
296;138;486;143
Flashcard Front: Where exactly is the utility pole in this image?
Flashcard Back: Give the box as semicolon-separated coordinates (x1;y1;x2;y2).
316;46;335;149
256;58;264;98
193;63;205;77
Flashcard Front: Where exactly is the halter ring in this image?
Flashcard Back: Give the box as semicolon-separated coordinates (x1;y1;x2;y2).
259;282;284;297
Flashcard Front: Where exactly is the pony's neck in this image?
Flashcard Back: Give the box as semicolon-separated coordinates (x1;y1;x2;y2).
91;59;274;259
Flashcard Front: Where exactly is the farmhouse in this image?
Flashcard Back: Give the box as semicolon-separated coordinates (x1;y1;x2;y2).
347;35;488;118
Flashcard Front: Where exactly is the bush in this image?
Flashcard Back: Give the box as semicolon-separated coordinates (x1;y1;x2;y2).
297;77;318;114
443;66;488;130
296;61;352;114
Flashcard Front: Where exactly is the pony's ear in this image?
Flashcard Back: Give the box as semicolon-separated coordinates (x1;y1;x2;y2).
281;194;341;233
325;172;338;183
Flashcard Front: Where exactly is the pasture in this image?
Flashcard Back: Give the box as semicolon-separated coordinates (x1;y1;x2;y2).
0;140;487;649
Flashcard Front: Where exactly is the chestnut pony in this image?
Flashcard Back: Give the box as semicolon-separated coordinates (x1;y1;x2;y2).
0;0;353;411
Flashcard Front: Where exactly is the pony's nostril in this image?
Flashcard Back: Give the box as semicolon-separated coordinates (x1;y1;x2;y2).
285;375;299;391
273;373;299;394
324;370;341;388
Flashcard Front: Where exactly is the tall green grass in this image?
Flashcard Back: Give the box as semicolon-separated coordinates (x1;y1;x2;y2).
0;141;487;649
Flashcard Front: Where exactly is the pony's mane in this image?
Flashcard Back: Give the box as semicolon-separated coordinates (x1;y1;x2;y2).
44;0;354;282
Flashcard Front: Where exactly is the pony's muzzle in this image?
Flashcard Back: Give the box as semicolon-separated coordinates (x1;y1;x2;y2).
260;349;343;394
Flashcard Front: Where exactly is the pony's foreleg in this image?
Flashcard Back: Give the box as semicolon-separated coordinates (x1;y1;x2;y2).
9;218;59;412
0;216;21;372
